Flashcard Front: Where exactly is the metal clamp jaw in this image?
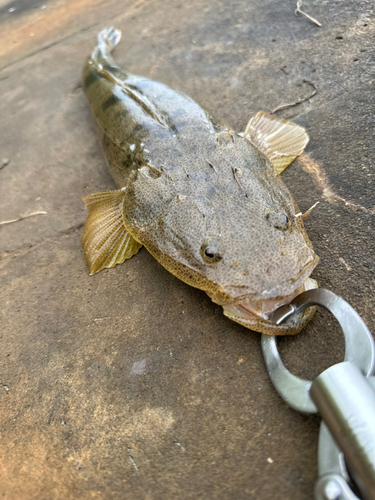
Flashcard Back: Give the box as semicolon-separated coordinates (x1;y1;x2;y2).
261;289;375;500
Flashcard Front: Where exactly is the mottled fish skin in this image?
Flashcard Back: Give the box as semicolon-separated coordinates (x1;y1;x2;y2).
82;28;319;335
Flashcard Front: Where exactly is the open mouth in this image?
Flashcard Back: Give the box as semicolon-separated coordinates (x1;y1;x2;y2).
223;277;317;325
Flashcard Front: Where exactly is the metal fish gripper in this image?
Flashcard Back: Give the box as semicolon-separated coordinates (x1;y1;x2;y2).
263;289;375;500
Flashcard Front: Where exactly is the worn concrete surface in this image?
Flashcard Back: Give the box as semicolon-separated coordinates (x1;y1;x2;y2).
0;0;374;498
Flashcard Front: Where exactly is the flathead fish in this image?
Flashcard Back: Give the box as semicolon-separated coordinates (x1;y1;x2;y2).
81;27;319;335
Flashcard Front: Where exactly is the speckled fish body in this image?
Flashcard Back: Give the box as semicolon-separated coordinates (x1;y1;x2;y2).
81;28;319;335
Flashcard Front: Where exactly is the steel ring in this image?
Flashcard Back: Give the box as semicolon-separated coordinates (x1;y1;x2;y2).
261;289;375;413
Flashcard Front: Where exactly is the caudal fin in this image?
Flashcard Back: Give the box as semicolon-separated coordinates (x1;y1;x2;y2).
91;27;122;66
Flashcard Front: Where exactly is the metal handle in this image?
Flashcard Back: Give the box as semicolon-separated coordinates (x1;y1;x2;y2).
311;362;375;500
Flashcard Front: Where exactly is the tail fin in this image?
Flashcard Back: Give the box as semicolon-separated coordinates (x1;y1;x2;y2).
91;27;122;66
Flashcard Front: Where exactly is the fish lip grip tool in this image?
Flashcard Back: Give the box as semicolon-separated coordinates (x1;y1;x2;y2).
262;289;375;500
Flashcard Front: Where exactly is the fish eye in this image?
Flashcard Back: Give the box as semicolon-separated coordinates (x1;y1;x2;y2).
200;241;222;263
279;214;288;225
266;212;289;231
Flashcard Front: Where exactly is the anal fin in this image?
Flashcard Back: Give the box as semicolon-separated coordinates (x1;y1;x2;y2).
82;190;142;275
244;111;309;174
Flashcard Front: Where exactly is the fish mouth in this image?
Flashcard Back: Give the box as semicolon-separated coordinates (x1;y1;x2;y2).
223;277;318;335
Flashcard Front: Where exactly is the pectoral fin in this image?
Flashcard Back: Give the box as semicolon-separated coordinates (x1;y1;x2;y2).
82;190;142;275
244;111;309;174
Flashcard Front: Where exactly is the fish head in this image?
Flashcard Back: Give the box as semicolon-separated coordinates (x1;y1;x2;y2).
125;145;319;336
171;200;317;336
202;203;319;335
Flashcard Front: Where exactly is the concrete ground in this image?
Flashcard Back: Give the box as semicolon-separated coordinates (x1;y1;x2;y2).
0;0;374;498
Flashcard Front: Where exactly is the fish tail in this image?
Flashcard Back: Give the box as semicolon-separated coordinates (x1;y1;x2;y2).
83;27;125;92
91;27;122;67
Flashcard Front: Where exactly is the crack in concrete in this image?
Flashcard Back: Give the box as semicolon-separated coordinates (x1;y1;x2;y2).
0;0;148;74
0;23;101;73
0;221;85;262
